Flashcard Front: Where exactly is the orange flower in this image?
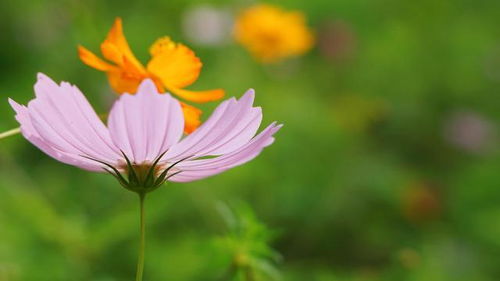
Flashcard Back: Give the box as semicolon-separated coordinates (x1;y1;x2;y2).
234;4;314;63
78;18;224;133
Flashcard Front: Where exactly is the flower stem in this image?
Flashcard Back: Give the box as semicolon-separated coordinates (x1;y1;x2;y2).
136;193;146;281
0;127;21;140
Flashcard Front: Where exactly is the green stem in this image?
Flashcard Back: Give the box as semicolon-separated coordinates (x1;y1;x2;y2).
136;193;146;281
0;127;21;140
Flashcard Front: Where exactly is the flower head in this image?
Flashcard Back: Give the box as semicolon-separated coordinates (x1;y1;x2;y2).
234;4;314;63
10;74;281;193
78;18;224;133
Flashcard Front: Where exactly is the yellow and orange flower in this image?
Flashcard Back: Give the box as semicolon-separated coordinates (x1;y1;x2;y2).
234;4;314;63
78;18;224;133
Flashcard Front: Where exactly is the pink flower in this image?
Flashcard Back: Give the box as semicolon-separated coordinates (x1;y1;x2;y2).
9;74;281;192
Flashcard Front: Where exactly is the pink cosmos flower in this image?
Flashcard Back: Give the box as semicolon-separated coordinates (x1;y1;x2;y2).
9;74;281;192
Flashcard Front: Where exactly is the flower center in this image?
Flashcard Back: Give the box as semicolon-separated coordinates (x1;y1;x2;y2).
122;162;164;184
82;151;186;194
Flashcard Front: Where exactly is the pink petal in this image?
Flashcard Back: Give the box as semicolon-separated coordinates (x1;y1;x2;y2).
107;79;184;163
168;122;282;182
166;89;263;160
26;74;120;162
9;74;119;171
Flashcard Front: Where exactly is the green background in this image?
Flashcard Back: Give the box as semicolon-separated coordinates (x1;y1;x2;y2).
0;0;499;280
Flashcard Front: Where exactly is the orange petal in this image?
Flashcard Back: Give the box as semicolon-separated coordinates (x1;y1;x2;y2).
168;86;225;103
100;42;123;66
106;69;143;94
78;45;116;71
180;102;202;134
101;18;146;74
146;37;202;89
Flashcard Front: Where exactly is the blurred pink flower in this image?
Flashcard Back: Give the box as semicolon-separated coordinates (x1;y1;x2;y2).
9;74;281;189
182;5;233;46
443;111;496;153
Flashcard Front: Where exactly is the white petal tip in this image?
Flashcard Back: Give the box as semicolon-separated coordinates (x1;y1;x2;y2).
267;122;283;135
8;98;21;111
242;89;255;100
36;72;50;80
245;88;255;95
137;79;159;95
34;73;58;92
237;89;256;107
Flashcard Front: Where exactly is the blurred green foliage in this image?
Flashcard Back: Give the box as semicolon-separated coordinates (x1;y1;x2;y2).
215;202;281;281
0;0;499;280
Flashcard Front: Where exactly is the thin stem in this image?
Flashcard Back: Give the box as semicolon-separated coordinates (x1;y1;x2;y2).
0;127;21;140
136;193;146;281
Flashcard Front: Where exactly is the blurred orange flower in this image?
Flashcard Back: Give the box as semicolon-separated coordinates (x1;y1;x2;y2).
234;4;314;63
78;18;224;133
